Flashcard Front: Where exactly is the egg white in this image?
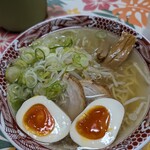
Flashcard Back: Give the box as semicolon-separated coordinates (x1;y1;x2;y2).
16;95;71;143
70;98;125;149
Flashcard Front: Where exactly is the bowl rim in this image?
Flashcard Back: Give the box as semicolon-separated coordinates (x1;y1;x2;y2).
4;14;150;50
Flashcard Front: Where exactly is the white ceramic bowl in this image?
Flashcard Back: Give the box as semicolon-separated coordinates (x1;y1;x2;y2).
0;15;149;150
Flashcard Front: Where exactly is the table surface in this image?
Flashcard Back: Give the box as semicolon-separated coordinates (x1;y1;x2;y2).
0;0;150;149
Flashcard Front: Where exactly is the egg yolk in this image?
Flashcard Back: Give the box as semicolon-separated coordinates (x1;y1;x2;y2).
23;104;55;136
76;105;110;139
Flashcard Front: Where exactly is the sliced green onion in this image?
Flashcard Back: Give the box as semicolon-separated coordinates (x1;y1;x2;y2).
22;88;33;99
46;81;64;99
96;30;107;39
72;52;90;68
35;46;50;57
35;48;45;60
5;66;20;83
21;52;35;64
11;98;24;112
33;83;47;96
20;47;35;64
7;83;22;100
33;65;46;82
25;70;37;88
49;38;73;50
13;58;28;68
6;31;99;112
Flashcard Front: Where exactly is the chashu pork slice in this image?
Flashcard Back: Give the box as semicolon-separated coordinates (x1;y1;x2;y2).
57;74;86;121
80;80;111;104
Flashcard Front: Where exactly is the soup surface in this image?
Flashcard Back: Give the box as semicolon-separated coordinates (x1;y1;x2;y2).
5;28;150;149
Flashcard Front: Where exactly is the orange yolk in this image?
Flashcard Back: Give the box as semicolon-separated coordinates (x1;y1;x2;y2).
76;105;110;139
23;104;55;136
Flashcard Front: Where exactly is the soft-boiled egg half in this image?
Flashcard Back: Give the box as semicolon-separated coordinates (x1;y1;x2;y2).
16;95;71;143
70;98;125;149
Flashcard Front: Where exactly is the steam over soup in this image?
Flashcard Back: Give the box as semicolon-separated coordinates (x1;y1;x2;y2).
5;28;150;149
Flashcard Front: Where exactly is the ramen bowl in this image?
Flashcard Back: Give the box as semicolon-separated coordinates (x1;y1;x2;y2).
0;15;150;150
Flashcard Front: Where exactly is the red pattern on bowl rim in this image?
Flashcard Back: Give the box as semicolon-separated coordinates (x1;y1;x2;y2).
0;15;150;150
